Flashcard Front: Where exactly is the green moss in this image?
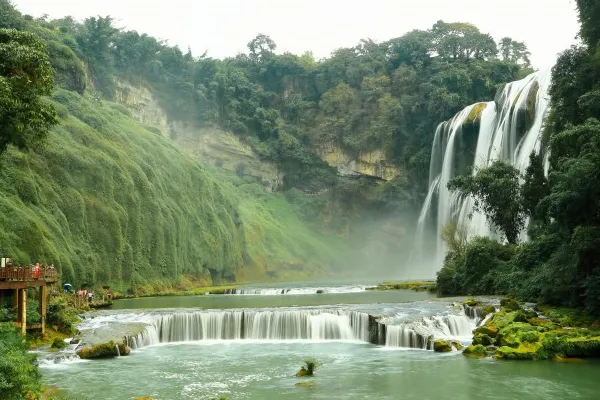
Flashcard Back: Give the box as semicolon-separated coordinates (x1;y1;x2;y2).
481;305;496;318
50;338;67;349
433;339;452;352
366;281;436;292
494;344;539;360
0;89;350;290
474;325;499;338
473;333;495;346
464;103;487;124
76;341;130;359
295;381;316;387
450;341;464;351
463;345;489;359
500;298;521;311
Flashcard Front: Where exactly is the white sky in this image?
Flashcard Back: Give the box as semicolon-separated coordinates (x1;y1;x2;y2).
13;0;580;69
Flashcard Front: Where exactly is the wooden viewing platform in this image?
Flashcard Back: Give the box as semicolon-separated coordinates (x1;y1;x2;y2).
0;266;57;335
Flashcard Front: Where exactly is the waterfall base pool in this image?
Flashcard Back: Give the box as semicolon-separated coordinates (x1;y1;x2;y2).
41;341;599;400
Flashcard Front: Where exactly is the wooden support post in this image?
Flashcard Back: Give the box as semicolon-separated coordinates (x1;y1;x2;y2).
0;290;5;305
15;288;21;322
39;285;47;335
20;288;26;335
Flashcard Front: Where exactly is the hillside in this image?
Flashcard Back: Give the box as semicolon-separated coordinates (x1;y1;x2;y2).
0;85;349;289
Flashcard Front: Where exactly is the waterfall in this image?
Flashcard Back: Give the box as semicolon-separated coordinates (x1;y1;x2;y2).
149;309;370;343
414;70;552;275
218;285;370;295
71;305;480;357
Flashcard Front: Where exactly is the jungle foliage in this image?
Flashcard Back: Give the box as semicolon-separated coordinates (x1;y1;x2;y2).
439;0;600;315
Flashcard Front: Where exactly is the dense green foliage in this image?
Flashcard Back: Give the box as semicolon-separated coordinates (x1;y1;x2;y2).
0;27;57;154
2;3;529;200
0;1;349;290
438;0;600;315
448;161;526;244
0;323;42;399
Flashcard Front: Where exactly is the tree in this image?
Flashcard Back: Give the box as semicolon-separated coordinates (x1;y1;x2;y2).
448;161;526;244
520;151;549;221
0;0;24;30
0;28;57;155
247;33;276;61
499;37;531;67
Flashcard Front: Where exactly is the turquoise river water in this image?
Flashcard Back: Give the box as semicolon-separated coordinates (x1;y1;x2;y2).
39;283;600;400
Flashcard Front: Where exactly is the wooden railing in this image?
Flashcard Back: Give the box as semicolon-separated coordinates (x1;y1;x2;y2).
0;266;56;282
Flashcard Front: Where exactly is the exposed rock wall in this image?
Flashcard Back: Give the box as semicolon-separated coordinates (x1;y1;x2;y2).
318;144;399;181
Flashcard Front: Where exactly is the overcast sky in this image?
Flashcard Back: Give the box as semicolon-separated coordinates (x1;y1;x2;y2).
12;0;580;69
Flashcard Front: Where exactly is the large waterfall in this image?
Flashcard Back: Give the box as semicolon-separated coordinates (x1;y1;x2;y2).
414;70;552;276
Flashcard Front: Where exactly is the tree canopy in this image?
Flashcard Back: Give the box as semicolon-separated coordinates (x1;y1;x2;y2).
0;28;57;155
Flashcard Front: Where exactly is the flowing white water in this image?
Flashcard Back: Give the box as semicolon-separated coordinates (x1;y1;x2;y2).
414;70;552;275
71;304;478;355
218;285;371;295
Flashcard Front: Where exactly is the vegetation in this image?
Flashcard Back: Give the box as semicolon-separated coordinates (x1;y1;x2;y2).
0;323;42;399
366;280;436;292
0;27;57;155
296;358;320;377
437;0;600;316
77;341;130;359
461;301;600;361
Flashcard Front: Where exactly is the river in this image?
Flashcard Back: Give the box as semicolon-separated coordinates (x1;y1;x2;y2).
39;284;599;400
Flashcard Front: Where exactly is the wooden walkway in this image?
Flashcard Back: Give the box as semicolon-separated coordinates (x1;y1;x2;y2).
0;266;57;335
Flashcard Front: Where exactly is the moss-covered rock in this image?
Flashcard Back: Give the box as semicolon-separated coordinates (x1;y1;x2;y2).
463;299;482;307
542;334;600;358
473;333;495;346
500;298;521;311
494;345;539;360
51;338;68;349
451;340;464;351
481;305;496;318
463;345;489;359
295;367;310;377
474;325;499;338
295;381;315;387
77;341;130;359
513;309;537;322
433;339;452;352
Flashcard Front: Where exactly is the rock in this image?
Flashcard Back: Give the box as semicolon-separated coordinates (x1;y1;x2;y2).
500;298;521;311
473;333;495;346
463;345;489;359
494;345;538;360
433;339;452;352
481;305;496;318
450;340;464;351
295;381;316;388
51;338;68;349
513;309;537;322
296;367;311;377
316;290;325;294
69;338;81;345
474;325;499;338
463;299;482;307
77;340;131;359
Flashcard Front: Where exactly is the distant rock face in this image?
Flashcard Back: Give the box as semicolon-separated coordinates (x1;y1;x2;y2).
114;81;283;191
172;123;283;191
114;81;169;136
317;144;398;181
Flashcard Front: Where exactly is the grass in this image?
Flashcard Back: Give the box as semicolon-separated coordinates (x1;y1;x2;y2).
366;281;437;292
0;89;351;292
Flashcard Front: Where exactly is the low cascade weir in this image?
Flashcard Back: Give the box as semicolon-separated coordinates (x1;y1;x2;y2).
150;309;370;343
219;285;370;295
72;304;481;356
414;70;552;276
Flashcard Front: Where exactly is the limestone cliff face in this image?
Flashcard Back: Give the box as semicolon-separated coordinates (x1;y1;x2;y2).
318;145;399;181
114;81;169;137
172;123;283;191
114;81;282;190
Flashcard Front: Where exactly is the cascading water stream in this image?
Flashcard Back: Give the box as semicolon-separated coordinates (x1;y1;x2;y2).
413;70;552;276
82;304;479;355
